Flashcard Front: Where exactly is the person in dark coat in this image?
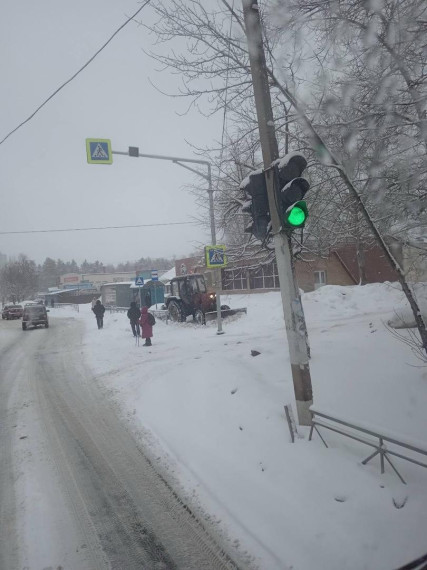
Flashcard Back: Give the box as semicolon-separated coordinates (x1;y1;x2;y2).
92;299;105;329
127;301;141;337
139;306;153;346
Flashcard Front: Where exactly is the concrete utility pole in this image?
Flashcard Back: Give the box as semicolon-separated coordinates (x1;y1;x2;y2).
241;0;313;425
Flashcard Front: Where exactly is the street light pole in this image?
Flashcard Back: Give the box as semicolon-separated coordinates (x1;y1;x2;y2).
207;162;224;334
112;148;224;334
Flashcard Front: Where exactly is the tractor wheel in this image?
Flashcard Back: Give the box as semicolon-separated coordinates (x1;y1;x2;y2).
194;309;206;325
22;323;27;330
168;301;184;322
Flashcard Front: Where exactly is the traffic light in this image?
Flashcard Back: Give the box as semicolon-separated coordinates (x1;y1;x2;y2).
276;154;310;230
240;169;270;241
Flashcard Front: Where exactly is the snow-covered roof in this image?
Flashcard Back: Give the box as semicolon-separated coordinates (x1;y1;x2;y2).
101;281;133;287
43;288;78;296
129;279;164;289
159;266;176;282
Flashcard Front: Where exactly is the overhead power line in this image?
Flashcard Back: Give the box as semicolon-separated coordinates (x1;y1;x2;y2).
0;0;152;147
0;221;197;235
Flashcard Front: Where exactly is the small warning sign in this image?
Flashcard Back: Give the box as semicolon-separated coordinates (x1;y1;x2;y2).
205;245;227;268
86;139;113;164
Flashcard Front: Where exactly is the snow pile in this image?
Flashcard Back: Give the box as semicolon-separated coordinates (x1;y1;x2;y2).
50;283;427;570
386;282;427;328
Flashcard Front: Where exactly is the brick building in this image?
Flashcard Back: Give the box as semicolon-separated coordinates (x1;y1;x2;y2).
175;243;400;294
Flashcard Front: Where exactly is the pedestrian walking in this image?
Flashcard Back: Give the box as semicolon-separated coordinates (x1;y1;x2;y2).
127;301;141;338
92;299;105;329
139;306;155;346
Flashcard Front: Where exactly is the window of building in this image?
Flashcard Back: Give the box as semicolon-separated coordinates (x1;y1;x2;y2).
248;262;280;290
314;270;327;289
222;268;247;291
222;262;280;291
249;266;264;289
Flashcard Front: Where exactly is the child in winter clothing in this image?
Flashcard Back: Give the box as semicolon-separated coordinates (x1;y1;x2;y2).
139;306;154;346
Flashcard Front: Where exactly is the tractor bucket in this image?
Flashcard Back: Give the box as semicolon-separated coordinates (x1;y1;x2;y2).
204;307;247;322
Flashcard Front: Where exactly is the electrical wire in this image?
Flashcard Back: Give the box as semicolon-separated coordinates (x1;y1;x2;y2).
0;0;152;147
0;221;197;235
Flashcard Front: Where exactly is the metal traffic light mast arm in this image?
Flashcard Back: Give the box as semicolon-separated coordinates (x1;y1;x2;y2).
112;149;216;245
112;148;223;335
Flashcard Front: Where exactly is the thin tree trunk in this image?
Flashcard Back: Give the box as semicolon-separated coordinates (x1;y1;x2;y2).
355;204;367;285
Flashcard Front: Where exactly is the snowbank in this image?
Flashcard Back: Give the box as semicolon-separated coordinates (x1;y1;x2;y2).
50;282;427;570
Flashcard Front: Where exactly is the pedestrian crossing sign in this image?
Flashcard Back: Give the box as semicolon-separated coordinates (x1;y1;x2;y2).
86;138;113;164
135;276;144;286
205;245;227;268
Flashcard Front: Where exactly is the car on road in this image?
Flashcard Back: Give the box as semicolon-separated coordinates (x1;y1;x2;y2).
1;304;24;320
22;304;49;330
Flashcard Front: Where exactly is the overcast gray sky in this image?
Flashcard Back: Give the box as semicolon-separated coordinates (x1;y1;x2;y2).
0;0;221;266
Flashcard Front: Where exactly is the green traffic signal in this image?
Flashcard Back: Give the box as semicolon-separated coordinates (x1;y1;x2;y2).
284;200;308;228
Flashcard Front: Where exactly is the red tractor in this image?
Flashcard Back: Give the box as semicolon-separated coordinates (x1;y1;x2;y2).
165;274;230;324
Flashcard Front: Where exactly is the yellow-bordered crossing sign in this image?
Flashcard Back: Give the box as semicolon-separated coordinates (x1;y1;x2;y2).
86;138;113;164
205;245;227;268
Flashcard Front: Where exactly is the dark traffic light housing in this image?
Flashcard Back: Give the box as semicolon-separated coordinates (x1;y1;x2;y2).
240;154;310;242
240;169;270;241
275;154;310;230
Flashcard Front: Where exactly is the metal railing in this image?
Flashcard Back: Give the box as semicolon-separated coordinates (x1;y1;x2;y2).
106;306;128;313
52;302;79;312
106;306;169;320
309;408;427;484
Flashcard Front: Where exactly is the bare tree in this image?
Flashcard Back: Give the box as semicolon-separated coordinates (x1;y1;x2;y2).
143;0;427;352
0;255;38;302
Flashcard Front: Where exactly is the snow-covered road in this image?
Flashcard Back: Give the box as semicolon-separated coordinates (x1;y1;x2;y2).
2;283;427;570
0;317;245;570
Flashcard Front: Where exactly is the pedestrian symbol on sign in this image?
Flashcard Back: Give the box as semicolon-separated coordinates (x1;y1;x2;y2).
92;144;108;159
86;138;113;164
205;245;227;268
210;250;224;264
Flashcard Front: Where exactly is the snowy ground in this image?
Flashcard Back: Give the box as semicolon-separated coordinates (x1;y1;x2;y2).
50;282;427;570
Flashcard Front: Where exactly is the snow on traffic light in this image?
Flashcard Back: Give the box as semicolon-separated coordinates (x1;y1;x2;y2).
240;153;310;242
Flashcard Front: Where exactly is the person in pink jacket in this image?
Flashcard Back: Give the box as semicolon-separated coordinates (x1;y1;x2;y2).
139;306;154;346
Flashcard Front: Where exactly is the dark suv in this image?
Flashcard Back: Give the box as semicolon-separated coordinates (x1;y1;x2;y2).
22;304;49;330
2;304;23;320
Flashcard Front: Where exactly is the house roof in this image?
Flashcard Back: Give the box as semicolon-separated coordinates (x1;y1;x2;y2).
101;281;133;287
159;267;176;282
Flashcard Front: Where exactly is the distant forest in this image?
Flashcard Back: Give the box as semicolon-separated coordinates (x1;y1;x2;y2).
36;256;174;289
0;254;176;302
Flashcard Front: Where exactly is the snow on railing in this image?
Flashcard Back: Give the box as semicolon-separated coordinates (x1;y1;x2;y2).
53;302;79;312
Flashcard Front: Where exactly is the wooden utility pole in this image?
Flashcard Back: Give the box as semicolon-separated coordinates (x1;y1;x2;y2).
242;0;313;425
